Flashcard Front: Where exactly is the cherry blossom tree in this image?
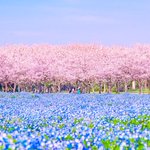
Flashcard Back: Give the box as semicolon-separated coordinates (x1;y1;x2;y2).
0;44;149;94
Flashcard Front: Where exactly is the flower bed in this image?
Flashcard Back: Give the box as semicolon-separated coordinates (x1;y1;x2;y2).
0;92;150;149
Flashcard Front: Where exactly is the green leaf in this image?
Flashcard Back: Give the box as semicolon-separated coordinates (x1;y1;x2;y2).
130;138;135;143
101;139;111;149
113;145;120;150
44;134;49;140
72;127;76;133
88;122;94;129
147;139;150;147
58;123;65;129
83;140;88;148
65;134;74;141
123;146;130;150
7;134;12;139
136;144;145;150
91;145;98;150
74;118;84;124
13;138;17;143
58;116;63;121
0;145;5;150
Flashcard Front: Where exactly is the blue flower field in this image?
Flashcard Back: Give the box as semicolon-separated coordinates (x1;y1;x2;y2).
0;92;150;149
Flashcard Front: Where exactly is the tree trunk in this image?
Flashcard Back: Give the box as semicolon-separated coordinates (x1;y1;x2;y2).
18;85;21;92
52;85;57;93
132;81;136;90
92;87;95;93
50;86;53;93
99;81;103;94
1;83;4;92
103;83;106;93
38;84;42;93
87;84;91;93
138;81;143;94
148;80;150;94
116;81;120;94
107;82;111;93
57;83;61;93
90;83;95;93
13;83;17;92
124;82;128;93
4;82;8;92
45;86;48;93
2;86;4;92
144;80;147;89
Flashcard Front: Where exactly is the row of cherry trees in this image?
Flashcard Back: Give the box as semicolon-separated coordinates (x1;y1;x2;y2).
0;44;150;94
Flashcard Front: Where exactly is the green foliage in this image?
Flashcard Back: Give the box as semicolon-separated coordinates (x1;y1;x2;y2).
136;144;144;150
123;146;131;150
27;124;34;130
65;134;74;141
51;122;57;127
136;138;146;150
57;116;63;121
141;120;150;130
8;127;15;132
107;115;150;133
91;145;98;150
44;81;52;87
11;95;16;98
0;145;5;150
120;126;124;131
130;138;135;143
89;135;95;143
74;118;84;124
101;139;112;149
77;134;82;139
71;127;76;133
44;134;49;140
98;126;104;130
88;122;94;129
128;88;149;94
83;140;88;148
40;123;48;127
58;123;65;129
147;139;150;147
101;139;119;150
112;86;117;93
93;84;100;92
13;138;17;144
112;118;120;125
